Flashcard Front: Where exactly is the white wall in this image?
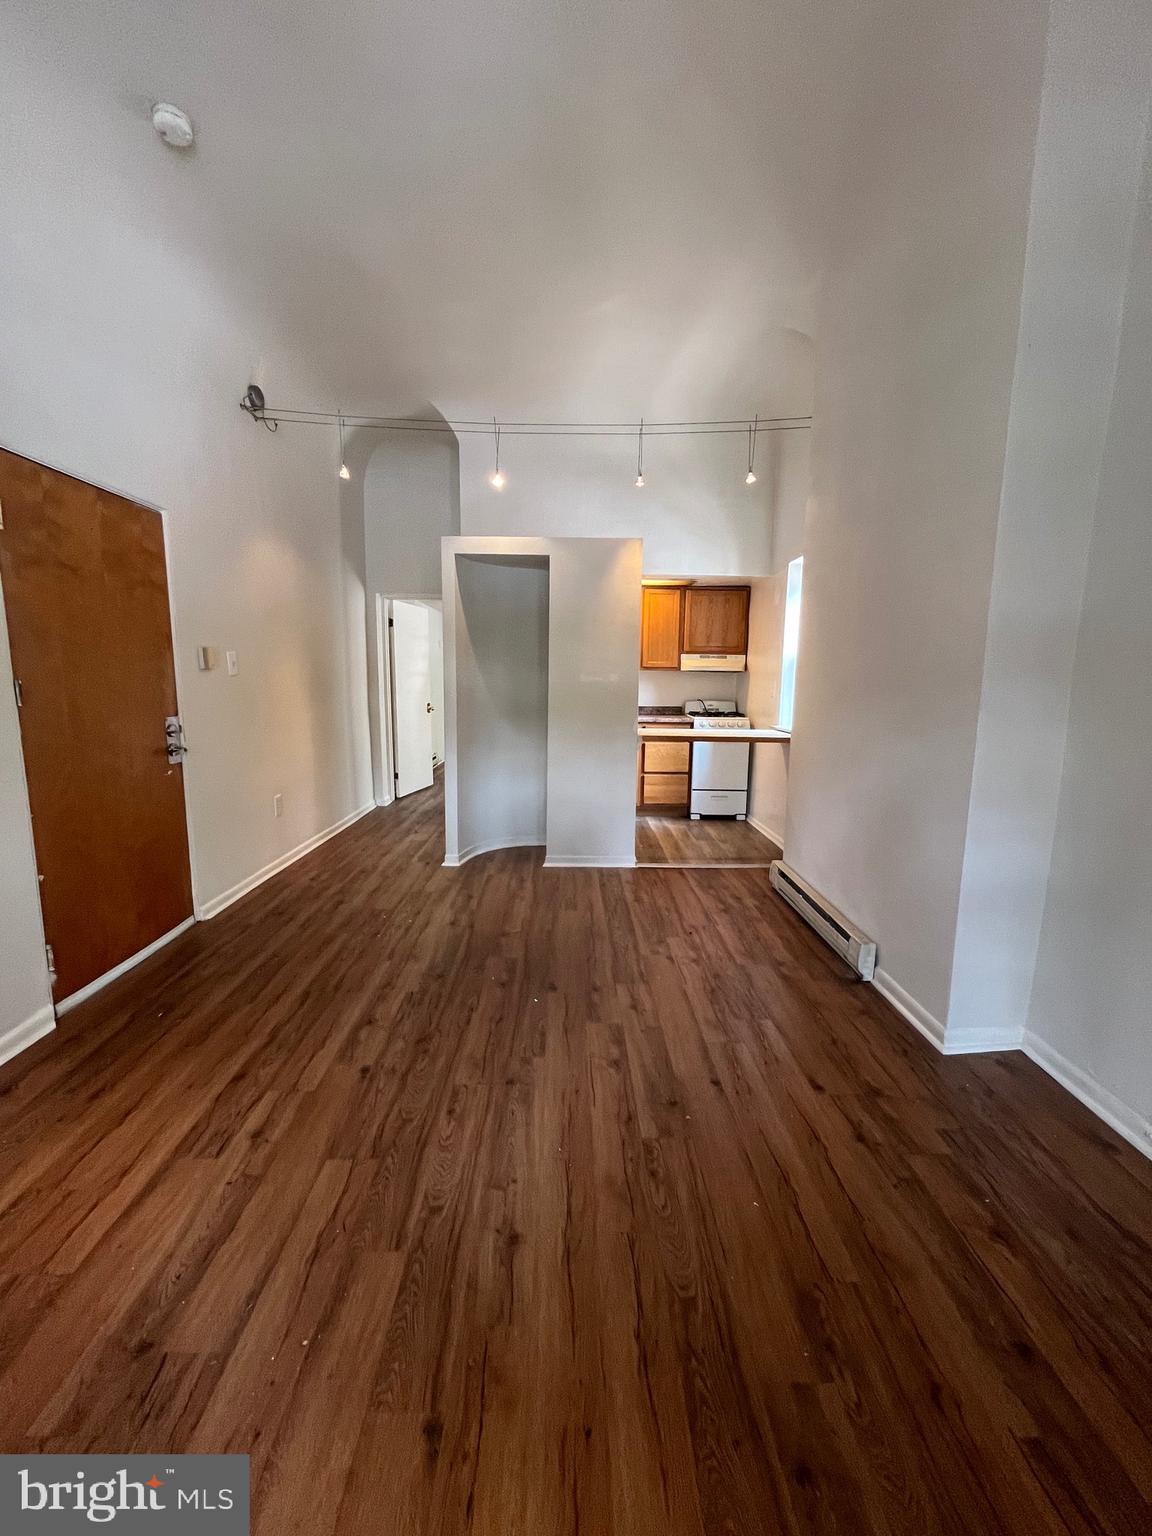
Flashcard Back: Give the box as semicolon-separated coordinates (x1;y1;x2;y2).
947;0;1152;1050
457;421;810;580
1024;120;1152;1153
785;0;1047;1026
448;555;550;859
745;575;789;845
545;539;644;866
365;432;460;598
0;14;372;1044
767;430;810;574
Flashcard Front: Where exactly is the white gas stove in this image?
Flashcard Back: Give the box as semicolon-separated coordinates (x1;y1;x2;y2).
684;700;750;816
685;699;751;730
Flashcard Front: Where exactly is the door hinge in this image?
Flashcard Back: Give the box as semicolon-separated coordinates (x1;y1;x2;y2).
13;677;23;708
394;769;399;780
45;943;57;983
388;617;394;628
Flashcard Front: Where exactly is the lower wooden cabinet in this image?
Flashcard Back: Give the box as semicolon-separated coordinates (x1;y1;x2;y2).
641;773;689;807
643;740;690;774
637;740;691;807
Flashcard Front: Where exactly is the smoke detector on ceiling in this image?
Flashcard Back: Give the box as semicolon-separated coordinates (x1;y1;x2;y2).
151;102;195;149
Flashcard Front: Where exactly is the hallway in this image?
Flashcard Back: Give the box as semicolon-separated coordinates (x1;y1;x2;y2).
0;781;1149;1533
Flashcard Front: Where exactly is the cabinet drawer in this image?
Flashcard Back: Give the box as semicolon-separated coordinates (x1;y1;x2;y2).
690;789;747;817
642;740;690;774
641;773;689;806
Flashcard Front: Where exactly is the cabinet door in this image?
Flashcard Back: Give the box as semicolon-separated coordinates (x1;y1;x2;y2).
643;740;691;773
682;587;750;654
640;586;684;668
641;774;690;806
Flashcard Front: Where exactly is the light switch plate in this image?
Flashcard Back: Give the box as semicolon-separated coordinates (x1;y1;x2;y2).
196;645;214;671
225;650;239;676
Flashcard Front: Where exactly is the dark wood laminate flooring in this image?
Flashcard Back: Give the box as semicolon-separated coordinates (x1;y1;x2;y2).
636;811;782;865
1;779;1150;1534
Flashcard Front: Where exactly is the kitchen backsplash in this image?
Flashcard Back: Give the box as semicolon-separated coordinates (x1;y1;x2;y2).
637;669;750;710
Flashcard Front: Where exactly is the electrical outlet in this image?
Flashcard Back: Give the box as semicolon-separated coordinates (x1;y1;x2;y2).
273;793;283;818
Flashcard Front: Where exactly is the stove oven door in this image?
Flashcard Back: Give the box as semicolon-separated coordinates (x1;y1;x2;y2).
691;739;750;791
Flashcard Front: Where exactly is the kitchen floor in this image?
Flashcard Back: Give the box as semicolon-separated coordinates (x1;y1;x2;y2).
636;811;781;866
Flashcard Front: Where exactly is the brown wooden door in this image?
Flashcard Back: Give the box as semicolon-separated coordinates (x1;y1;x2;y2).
682;586;750;654
640;585;684;668
0;450;193;1001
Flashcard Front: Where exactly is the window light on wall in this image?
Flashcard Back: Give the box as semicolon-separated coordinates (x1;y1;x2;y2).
778;556;803;732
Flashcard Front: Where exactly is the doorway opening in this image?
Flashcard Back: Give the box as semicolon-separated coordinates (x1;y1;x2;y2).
375;595;444;804
446;553;549;863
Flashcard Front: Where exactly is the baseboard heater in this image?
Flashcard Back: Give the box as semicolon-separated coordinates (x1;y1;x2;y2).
769;861;877;980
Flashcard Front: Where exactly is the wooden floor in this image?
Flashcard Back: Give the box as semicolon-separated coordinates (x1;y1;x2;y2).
1;781;1150;1535
636;810;781;865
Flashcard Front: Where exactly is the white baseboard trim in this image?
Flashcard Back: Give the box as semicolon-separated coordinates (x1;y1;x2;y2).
0;1005;56;1070
56;917;197;1014
872;968;1017;1055
199;803;376;919
374;793;394;809
946;1025;1024;1055
443;836;544;868
1024;1032;1152;1161
542;854;637;868
747;814;784;850
872;968;947;1051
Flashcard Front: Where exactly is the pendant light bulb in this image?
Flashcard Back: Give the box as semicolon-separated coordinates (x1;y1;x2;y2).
635;474;645;488
337;413;350;480
745;415;758;487
489;417;505;489
635;418;645;489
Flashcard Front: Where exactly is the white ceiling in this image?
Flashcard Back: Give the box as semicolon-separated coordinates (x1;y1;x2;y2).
13;0;912;419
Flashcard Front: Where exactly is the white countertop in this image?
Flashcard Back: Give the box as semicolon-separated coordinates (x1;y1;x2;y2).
637;726;791;742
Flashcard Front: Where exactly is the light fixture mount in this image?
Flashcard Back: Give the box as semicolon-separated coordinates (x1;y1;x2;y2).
240;383;277;431
152;102;195;149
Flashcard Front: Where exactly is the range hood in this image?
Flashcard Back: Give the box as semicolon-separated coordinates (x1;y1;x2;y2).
680;653;746;672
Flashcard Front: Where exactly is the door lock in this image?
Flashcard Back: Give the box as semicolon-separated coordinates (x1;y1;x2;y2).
165;716;188;763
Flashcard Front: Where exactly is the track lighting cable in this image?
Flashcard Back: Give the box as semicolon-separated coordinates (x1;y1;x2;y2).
249;407;811;437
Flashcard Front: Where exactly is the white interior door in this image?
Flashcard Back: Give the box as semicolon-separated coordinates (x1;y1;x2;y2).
390;600;436;798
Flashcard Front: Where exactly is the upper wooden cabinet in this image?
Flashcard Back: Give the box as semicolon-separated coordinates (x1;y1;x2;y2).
682;586;750;655
640;585;684;669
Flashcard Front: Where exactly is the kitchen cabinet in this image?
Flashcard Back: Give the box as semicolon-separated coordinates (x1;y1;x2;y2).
640;586;684;669
682;586;750;655
641;773;689;807
637;739;691;808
